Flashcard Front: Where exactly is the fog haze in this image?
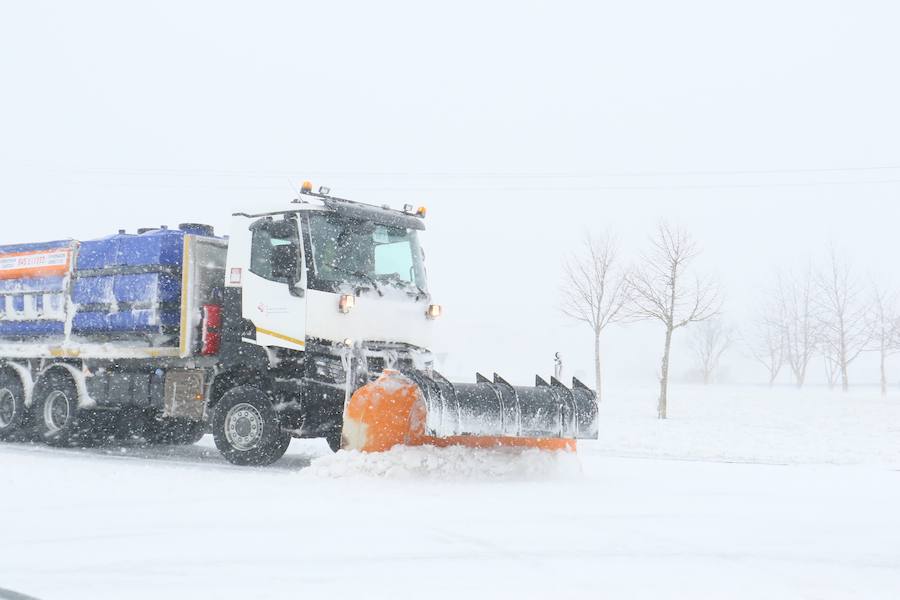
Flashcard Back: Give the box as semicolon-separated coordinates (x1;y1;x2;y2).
3;1;899;386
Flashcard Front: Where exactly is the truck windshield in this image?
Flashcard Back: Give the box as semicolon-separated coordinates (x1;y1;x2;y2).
306;213;427;294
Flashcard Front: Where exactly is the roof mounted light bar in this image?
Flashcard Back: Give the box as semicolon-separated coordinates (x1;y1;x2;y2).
291;181;427;229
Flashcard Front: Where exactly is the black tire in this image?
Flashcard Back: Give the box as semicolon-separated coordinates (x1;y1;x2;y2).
31;370;88;447
212;386;290;466
324;427;343;453
0;369;27;441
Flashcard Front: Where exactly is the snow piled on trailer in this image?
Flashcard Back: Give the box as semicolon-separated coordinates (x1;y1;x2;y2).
1;384;900;600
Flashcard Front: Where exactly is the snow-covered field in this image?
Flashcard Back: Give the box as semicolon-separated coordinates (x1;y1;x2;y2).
2;384;899;600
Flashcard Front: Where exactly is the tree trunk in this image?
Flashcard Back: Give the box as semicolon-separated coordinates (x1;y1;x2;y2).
841;360;849;392
839;335;849;392
658;326;673;420
881;351;887;397
594;331;602;403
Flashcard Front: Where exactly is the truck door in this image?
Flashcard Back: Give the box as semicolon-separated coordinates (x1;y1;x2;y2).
241;215;307;351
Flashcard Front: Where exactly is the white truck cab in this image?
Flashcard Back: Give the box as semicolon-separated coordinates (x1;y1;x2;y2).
225;195;436;357
207;188;440;461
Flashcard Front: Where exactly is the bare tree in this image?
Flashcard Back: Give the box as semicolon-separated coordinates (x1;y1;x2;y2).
867;285;900;396
689;320;732;385
823;353;840;390
627;223;720;419
816;247;871;392
777;267;819;388
745;305;784;386
560;233;629;402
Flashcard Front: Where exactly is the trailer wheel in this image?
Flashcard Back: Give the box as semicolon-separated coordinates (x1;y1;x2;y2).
31;371;87;447
212;386;290;466
0;371;27;440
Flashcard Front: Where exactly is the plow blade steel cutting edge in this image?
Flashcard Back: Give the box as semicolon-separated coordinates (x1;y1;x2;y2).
341;370;599;452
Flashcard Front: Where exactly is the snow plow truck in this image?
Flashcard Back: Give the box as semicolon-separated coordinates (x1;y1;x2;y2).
0;184;598;465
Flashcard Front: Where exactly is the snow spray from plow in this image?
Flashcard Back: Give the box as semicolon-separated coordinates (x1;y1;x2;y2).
342;370;599;452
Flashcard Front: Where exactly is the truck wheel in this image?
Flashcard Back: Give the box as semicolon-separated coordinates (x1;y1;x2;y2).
31;371;87;447
212;386;290;466
0;371;26;440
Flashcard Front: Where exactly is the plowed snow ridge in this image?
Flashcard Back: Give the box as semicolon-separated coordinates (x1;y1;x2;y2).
303;445;583;480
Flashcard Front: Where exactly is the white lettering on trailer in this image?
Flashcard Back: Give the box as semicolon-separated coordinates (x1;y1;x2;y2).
0;250;69;272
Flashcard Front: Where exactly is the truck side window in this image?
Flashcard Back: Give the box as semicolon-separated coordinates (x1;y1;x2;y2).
249;218;300;283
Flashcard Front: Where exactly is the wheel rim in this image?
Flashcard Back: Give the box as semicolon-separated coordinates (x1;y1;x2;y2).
225;403;264;451
43;391;71;432
0;388;16;428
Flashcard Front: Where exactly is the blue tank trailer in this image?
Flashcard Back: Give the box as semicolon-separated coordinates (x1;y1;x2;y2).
0;224;221;343
0;224;228;447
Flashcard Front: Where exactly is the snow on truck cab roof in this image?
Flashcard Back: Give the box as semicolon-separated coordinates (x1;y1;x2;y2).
232;184;427;231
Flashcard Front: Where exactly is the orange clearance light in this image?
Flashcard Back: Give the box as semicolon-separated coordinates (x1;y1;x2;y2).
301;181;313;193
339;294;356;314
426;304;442;319
416;206;427;218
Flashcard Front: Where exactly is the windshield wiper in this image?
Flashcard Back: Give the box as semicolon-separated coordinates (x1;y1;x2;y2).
409;281;427;301
377;273;427;301
353;270;384;297
330;264;383;297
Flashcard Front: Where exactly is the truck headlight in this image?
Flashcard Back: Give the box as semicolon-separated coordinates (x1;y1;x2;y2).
426;304;442;319
339;294;356;314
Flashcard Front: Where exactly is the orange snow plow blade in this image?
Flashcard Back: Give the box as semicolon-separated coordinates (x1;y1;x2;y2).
341;370;598;453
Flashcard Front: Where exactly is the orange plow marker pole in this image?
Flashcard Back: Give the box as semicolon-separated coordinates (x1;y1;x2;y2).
342;370;575;453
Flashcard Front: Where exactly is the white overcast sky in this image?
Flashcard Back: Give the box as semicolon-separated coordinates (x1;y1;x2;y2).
2;1;900;387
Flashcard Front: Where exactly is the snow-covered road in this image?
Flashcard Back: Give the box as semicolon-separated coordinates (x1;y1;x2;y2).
2;385;899;599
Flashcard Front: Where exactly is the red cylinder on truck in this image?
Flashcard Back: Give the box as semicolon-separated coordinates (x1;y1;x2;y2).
200;304;222;355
